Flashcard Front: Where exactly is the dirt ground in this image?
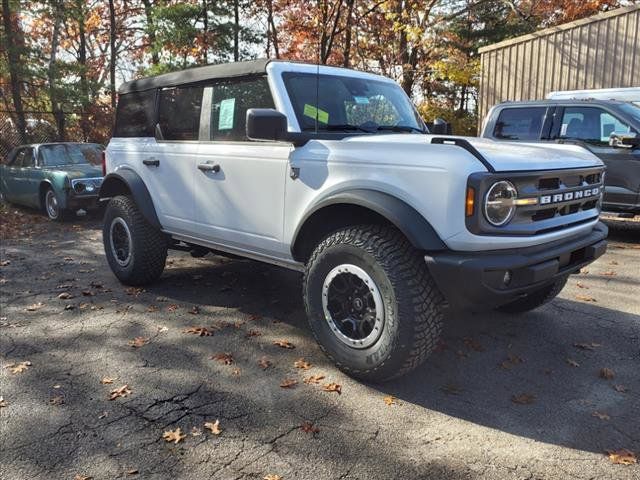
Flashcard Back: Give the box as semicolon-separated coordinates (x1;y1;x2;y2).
1;205;639;480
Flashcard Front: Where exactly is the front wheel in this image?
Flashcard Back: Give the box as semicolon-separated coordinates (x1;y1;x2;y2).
496;275;568;314
103;195;168;285
44;187;69;221
303;225;446;382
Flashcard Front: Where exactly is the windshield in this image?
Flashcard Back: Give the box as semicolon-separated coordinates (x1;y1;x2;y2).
40;144;103;167
619;102;640;125
282;72;425;133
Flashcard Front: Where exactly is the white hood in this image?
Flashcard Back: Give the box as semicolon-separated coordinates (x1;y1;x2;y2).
342;134;603;172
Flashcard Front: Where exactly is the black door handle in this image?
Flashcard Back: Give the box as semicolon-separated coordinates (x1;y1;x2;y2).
143;158;160;167
197;163;220;173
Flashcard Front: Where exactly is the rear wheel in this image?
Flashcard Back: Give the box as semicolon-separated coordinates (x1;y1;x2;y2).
496;276;568;314
103;195;167;285
303;225;446;382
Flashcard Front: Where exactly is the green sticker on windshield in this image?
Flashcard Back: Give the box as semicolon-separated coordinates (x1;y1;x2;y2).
303;104;329;124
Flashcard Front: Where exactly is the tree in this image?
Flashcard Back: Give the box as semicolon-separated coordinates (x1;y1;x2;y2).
1;0;27;143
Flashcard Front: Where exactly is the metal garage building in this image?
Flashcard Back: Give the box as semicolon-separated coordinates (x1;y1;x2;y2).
478;5;640;123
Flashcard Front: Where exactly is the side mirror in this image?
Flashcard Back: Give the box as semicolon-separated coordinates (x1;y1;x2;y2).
609;132;640;149
246;108;288;142
431;117;452;135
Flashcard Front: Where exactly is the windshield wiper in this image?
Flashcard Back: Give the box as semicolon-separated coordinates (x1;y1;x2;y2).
303;124;373;132
376;125;425;133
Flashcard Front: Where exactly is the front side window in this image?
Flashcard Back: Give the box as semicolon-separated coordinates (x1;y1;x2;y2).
559;107;637;144
209;76;275;141
113;90;157;137
158;86;204;141
39;144;103;167
283;72;423;133
493;107;546;140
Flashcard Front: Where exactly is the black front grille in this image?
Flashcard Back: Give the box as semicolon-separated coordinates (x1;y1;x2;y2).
466;166;604;236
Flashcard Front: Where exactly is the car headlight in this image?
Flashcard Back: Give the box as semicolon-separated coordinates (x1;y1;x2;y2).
484;181;517;226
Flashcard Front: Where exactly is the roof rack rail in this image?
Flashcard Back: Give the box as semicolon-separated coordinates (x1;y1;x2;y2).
430;137;495;173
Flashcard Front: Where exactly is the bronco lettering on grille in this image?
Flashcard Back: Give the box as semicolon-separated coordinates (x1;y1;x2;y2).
539;187;600;205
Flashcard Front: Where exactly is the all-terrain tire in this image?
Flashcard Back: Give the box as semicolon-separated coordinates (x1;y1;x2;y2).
496;275;568;314
103;195;167;286
303;225;446;382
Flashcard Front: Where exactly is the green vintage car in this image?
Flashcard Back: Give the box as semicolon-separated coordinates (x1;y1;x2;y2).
0;142;104;221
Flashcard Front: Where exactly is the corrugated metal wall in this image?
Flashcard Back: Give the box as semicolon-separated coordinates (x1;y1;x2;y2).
478;5;640;124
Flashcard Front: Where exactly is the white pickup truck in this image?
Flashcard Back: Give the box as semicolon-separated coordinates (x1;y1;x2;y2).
99;59;608;381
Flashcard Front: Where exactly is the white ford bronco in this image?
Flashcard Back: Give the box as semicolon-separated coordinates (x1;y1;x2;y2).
100;59;608;381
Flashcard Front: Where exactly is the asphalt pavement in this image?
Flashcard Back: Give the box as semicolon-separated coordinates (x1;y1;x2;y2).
1;209;638;480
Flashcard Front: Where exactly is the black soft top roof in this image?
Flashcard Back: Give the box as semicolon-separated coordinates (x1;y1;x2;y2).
118;58;272;94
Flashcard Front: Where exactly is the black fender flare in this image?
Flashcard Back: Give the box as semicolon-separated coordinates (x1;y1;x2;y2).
292;189;447;254
98;169;161;229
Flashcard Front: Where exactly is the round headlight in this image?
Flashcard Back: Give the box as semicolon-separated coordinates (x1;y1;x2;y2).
85;183;95;192
484;181;517;226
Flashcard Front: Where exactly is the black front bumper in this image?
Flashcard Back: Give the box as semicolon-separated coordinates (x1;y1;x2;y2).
425;222;608;310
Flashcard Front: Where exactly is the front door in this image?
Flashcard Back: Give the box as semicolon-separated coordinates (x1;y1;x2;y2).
555;106;640;209
193;76;291;257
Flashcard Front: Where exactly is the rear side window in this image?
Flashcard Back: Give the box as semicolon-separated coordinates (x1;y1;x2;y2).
493;107;546;140
158;86;203;140
114;90;157;137
209;76;275;141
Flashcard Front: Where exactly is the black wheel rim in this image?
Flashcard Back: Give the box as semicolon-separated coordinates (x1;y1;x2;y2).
322;264;384;349
109;217;132;267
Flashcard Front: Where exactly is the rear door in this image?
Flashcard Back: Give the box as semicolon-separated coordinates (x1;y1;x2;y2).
552;105;640;209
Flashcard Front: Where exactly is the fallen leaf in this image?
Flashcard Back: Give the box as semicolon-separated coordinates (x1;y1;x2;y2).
573;342;602;350
190;427;202;436
204;419;222;435
109;385;132;401
49;395;64;405
81;290;95;297
98;411;108;419
0;396;7;408
231;367;241;376
294;358;312;370
613;384;628;393
566;358;580;368
0;260;10;266
101;376;117;385
383;395;397;406
162;428;186;444
166;304;178;312
57;292;74;300
125;287;144;297
576;282;589;289
74;475;93;480
5;361;31;374
147;305;159;313
264;475;282;480
599;368;615;380
575;294;597;302
441;384;463;395
25;302;44;312
511;393;536;405
258;357;272;370
606;449;637;465
183;326;213;336
463;336;484;352
188;306;200;315
323;383;342;394
273;339;295;349
301;421;319;433
245;329;261;338
580;268;589;274
602;270;616;277
211;353;234;365
592;411;610;420
128;337;150;348
280;378;298;388
64;304;75;311
126;468;139;475
303;375;325;384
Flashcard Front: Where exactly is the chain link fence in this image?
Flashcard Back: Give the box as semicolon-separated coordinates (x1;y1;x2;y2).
0;108;113;161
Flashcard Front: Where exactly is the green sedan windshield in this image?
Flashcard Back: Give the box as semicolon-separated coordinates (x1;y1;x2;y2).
39;144;102;167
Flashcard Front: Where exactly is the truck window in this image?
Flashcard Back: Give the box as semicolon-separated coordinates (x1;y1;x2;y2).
559;107;636;144
158;86;204;141
209;76;274;142
493;107;546;140
113;90;157;138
